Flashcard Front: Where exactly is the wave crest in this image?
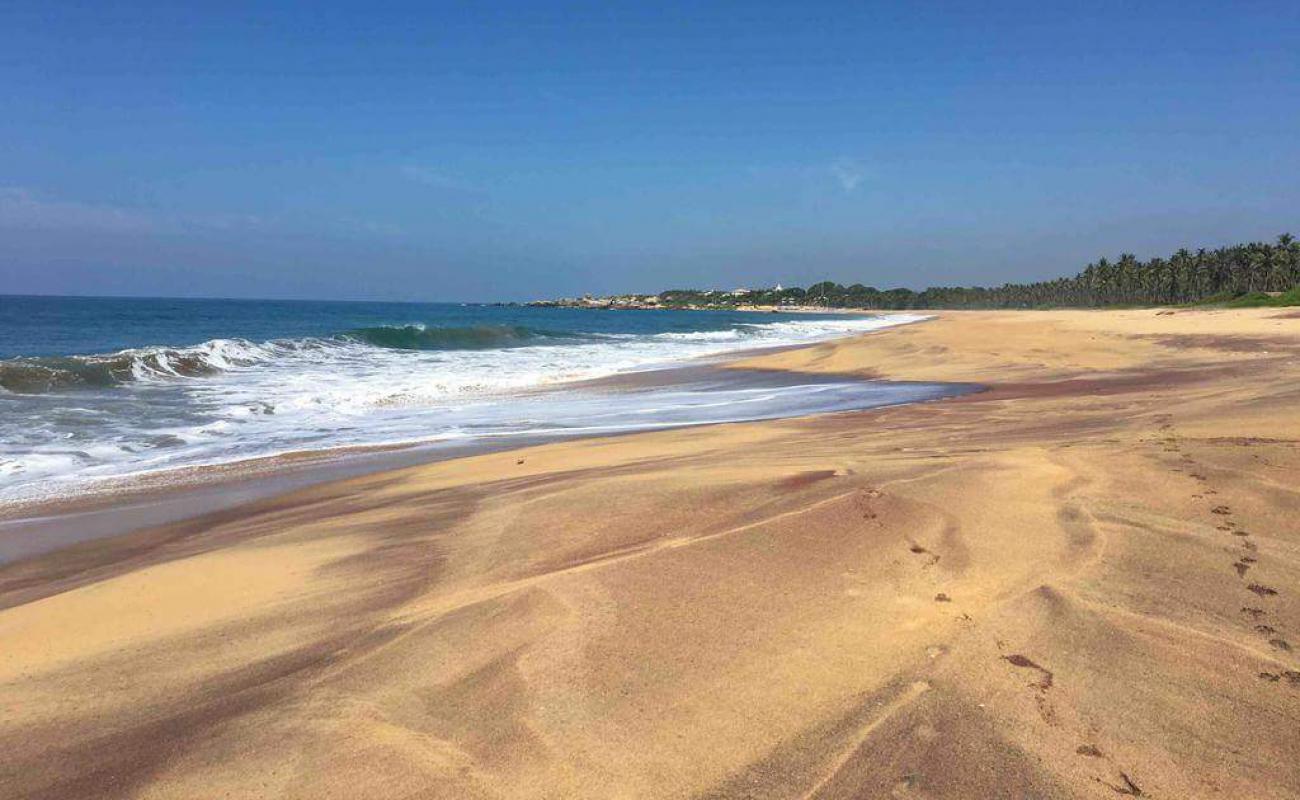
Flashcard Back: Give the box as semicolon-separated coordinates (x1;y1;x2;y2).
0;324;591;394
338;324;580;351
0;339;282;394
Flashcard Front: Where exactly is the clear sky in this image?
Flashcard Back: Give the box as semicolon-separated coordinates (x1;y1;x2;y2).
2;1;1297;301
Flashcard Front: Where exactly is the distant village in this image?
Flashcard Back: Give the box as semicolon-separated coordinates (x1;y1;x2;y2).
527;285;824;311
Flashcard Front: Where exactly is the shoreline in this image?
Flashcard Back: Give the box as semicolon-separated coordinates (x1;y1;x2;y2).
2;307;1298;798
0;311;923;516
0;318;962;563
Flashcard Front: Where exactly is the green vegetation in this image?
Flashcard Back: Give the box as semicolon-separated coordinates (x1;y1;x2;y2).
657;234;1300;310
1208;286;1300;308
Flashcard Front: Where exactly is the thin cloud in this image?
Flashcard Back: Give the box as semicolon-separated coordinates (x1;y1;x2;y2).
187;212;266;231
398;164;481;194
829;159;866;193
0;186;412;245
742;160;870;195
0;187;154;233
336;216;404;237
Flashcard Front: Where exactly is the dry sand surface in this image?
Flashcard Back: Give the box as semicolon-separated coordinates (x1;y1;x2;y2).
2;308;1299;799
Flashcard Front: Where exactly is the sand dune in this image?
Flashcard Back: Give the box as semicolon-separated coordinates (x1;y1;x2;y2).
2;308;1298;798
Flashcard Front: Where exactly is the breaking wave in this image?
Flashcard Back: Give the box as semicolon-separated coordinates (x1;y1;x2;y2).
0;325;597;394
0;339;283;393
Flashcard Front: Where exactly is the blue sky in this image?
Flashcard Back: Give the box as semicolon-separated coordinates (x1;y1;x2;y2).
1;1;1297;301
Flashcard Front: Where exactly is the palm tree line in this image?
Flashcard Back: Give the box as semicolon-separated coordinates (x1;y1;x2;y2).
660;234;1299;309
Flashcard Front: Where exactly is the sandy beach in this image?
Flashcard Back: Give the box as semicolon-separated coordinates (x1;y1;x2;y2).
2;308;1298;799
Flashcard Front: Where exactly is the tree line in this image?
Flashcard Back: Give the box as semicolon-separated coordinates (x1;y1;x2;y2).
660;234;1300;309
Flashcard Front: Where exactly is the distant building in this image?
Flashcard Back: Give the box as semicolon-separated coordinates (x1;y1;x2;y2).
730;288;751;296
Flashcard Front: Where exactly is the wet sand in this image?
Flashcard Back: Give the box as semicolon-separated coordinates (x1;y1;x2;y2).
0;364;969;563
2;308;1299;799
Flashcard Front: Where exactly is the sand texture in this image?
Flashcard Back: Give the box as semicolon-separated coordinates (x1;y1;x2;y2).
2;308;1299;799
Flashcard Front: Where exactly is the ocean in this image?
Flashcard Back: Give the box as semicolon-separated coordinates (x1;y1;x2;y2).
0;295;951;506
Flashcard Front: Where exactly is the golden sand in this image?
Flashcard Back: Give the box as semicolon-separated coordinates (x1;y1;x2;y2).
2;308;1298;799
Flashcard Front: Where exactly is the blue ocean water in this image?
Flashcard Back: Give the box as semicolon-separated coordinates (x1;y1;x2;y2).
0;295;847;361
0;295;943;504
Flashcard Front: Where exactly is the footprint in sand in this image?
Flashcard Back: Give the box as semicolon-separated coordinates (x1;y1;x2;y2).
890;774;921;798
1211;505;1232;515
1096;772;1145;797
1248;584;1279;597
856;487;884;520
1269;639;1293;652
1260;671;1300;686
907;542;940;566
1002;654;1054;690
1002;654;1057;723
